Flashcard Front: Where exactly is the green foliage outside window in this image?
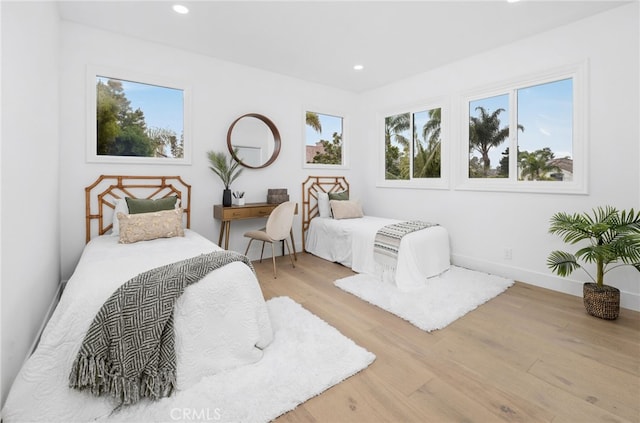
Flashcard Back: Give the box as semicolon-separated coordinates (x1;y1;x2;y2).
96;78;183;158
385;109;441;180
312;132;343;165
305;111;343;166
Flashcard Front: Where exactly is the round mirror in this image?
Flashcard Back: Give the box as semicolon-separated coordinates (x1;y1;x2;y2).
227;113;281;169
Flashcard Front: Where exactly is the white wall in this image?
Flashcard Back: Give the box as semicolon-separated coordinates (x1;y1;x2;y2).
356;3;639;310
2;1;637;408
1;1;61;406
58;22;359;279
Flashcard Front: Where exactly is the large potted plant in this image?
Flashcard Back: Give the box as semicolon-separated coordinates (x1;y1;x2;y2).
207;150;243;207
547;206;640;320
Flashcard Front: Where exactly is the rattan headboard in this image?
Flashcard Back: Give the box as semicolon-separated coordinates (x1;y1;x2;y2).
85;175;191;243
301;175;349;251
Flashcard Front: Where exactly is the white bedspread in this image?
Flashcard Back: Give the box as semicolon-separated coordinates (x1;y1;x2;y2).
306;216;450;291
3;230;273;422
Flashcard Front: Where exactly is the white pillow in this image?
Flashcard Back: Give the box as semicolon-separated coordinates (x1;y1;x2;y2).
111;198;129;236
317;191;331;218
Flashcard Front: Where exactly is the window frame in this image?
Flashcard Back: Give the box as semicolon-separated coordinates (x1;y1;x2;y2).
377;98;449;190
456;62;588;194
86;64;192;165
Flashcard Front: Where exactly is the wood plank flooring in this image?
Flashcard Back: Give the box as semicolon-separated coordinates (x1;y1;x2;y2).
251;253;640;423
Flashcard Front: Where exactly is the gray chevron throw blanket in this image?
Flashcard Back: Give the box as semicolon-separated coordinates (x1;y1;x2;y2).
373;221;438;268
69;250;254;405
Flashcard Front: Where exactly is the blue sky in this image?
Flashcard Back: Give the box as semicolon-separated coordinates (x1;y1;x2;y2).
305;112;343;146
98;76;184;136
517;78;573;158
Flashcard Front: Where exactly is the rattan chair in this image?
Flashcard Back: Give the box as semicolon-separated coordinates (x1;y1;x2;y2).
243;201;296;278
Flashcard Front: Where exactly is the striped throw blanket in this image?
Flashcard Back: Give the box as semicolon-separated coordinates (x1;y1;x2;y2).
373;221;438;269
69;250;253;405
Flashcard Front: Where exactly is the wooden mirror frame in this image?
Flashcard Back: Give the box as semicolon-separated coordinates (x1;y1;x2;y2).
227;113;281;169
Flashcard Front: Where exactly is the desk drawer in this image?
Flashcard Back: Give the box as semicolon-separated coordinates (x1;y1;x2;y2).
250;206;274;218
224;208;254;219
214;204;277;220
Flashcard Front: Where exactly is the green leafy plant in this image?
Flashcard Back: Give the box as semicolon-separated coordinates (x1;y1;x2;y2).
547;206;640;287
207;150;243;189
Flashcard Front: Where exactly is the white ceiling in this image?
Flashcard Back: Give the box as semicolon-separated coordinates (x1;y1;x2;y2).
57;1;628;93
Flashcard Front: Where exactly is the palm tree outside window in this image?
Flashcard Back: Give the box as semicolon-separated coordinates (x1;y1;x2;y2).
385;108;442;180
467;77;573;182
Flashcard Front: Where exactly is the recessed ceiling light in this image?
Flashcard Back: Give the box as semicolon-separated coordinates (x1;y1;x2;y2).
353;64;364;71
507;0;520;3
173;4;189;14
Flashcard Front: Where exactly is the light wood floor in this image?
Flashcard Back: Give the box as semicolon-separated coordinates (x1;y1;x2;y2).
250;252;640;423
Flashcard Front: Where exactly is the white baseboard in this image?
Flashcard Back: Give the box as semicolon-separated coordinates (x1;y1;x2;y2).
1;281;64;417
25;279;66;358
450;254;640;312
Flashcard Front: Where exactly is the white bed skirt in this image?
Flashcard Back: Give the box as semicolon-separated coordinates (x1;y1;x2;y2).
306;216;450;291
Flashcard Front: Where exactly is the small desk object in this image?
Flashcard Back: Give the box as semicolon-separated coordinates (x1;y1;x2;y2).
213;202;297;257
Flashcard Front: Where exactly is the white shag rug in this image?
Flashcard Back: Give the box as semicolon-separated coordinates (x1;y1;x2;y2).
104;296;375;422
335;266;514;332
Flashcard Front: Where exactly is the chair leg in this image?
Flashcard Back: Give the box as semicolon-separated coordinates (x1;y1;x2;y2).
270;242;277;278
260;241;266;263
284;239;295;268
244;239;254;256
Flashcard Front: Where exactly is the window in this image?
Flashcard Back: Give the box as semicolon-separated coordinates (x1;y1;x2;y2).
87;65;191;164
413;109;442;179
384;112;410;180
379;101;447;189
460;63;586;194
304;110;347;169
468;94;510;179
517;79;573;182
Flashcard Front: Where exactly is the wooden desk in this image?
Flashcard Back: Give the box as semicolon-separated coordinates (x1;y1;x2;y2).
213;202;297;257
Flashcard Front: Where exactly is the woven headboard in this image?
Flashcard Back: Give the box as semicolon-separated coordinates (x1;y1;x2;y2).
301;175;349;251
85;175;191;243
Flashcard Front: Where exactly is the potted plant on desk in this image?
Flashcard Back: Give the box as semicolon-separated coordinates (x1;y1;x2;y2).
207;150;243;207
546;206;640;320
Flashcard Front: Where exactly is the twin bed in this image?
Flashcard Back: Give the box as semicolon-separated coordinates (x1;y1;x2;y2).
302;176;451;291
3;175;273;422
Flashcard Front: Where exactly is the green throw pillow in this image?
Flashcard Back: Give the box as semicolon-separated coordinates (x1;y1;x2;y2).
328;190;349;201
125;196;178;214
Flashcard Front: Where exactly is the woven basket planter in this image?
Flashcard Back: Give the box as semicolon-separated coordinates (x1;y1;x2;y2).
583;283;620;320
